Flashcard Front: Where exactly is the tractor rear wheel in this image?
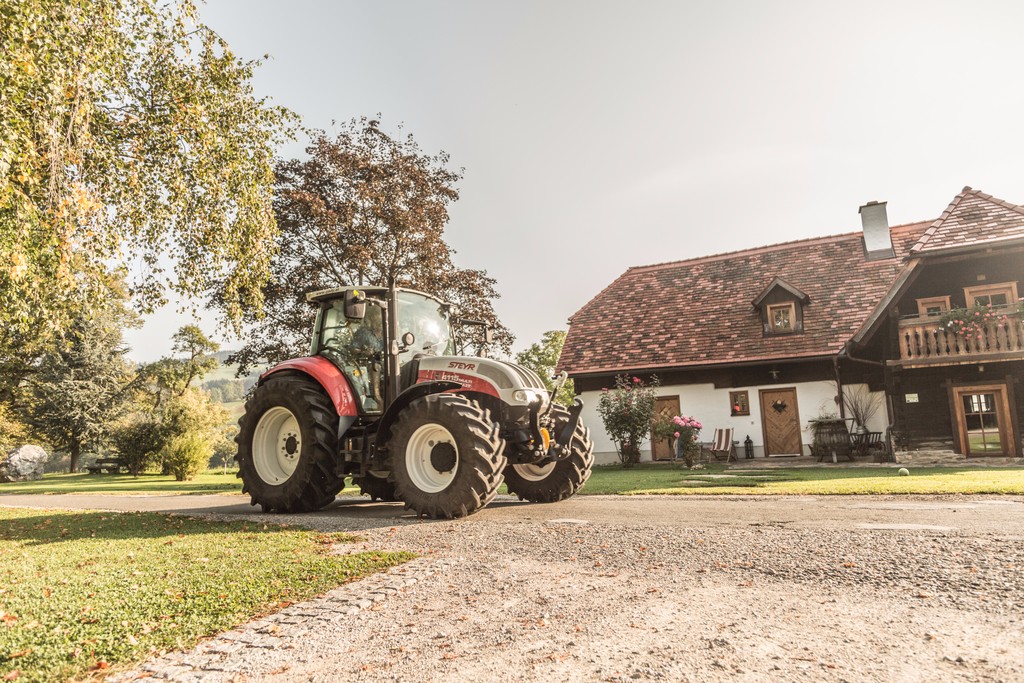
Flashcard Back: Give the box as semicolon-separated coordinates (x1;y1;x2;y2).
236;375;345;513
504;406;594;503
355;471;399;502
388;394;505;518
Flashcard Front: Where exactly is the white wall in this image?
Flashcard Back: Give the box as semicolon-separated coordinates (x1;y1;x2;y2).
579;381;888;465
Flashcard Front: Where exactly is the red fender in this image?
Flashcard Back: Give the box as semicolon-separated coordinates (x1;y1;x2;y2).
261;356;358;417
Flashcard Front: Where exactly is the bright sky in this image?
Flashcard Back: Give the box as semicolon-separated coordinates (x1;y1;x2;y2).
125;0;1024;363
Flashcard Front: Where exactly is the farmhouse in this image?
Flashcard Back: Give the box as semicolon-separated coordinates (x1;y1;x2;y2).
560;187;1024;464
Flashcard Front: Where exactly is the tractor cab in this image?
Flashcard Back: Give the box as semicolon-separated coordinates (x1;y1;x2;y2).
309;286;456;413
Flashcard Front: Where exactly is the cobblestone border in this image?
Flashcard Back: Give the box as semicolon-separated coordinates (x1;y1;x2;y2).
108;558;444;682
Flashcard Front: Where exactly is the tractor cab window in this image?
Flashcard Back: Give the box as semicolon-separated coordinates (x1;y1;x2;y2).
319;301;384;412
396;292;454;356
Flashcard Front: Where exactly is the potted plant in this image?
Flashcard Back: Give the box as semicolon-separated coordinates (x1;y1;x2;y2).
842;386;880;434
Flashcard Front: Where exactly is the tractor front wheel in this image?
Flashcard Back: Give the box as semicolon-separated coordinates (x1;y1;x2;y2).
503;406;594;503
389;394;506;518
236;376;344;513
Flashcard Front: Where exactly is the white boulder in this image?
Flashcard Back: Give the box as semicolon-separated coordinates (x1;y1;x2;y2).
0;445;48;482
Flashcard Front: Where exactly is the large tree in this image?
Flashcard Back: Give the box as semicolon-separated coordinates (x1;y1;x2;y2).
0;0;291;393
227;117;512;374
25;300;137;472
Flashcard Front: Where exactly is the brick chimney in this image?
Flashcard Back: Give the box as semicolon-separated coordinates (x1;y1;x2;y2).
859;200;894;261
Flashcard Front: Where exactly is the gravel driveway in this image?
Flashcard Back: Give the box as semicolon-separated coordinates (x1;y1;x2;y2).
5;493;1024;682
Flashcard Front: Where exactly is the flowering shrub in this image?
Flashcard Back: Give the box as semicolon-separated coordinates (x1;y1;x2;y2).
939;300;1024;343
595;375;660;468
671;415;703;467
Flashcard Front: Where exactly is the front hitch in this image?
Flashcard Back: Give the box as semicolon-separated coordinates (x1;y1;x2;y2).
549;398;584;458
525;396;584;462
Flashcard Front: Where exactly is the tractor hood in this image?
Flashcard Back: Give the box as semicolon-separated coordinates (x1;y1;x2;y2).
414;356;550;407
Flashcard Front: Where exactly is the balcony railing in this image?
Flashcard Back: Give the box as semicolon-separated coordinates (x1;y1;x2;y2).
897;307;1024;364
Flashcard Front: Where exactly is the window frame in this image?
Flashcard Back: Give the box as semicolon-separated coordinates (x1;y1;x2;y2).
729;391;750;416
766;302;797;335
915;295;951;317
963;281;1019;308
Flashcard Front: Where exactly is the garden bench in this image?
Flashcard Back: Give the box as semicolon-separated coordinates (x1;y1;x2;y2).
85;458;128;474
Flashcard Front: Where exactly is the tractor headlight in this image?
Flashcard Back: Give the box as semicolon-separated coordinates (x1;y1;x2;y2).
512;389;538;403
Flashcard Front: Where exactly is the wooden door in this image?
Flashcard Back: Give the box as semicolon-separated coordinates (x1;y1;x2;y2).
953;385;1017;457
759;388;803;456
651;396;681;461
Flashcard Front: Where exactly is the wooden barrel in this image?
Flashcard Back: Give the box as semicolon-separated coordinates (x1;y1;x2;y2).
811;419;851;458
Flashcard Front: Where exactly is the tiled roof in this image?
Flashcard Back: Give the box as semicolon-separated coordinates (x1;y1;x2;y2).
560;222;931;376
910;187;1024;255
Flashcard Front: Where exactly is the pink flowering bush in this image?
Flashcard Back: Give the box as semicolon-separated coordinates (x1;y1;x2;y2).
596;374;660;468
939;301;1024;346
671;415;703;467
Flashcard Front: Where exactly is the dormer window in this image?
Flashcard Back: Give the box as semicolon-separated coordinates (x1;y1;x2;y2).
753;277;809;337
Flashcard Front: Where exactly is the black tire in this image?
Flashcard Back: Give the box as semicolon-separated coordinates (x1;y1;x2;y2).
388;394;505;519
355;471;399;502
503;406;594;503
235;375;345;513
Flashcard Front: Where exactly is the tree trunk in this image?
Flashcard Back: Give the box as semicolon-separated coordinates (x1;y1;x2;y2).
69;441;81;473
618;440;641;468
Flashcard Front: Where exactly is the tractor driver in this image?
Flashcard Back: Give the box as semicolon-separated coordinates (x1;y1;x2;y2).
350;311;384;410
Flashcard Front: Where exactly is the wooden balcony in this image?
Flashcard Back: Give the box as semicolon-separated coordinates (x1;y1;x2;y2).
894;308;1024;367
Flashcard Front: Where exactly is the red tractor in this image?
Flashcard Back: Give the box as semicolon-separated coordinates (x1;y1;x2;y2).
235;285;593;518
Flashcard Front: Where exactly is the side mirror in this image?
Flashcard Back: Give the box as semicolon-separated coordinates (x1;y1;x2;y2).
344;289;366;320
483;327;493;345
402;332;415;348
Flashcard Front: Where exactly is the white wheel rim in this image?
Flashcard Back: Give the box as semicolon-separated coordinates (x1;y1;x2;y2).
406;423;458;493
252;406;301;485
513;461;556;482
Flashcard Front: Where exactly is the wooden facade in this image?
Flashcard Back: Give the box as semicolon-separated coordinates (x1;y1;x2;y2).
876;247;1024;456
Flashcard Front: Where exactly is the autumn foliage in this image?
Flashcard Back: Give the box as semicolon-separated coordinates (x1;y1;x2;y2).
226;117;512;374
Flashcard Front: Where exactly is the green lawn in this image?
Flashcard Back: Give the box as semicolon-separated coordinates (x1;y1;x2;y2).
0;470;246;496
584;462;1024;495
0;507;413;683
4;463;1023;499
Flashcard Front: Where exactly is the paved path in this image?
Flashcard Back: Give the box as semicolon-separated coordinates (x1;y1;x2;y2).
3;492;1022;536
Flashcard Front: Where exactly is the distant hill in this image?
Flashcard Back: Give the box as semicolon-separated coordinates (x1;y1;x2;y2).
202;351;262;409
213;350;238;364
